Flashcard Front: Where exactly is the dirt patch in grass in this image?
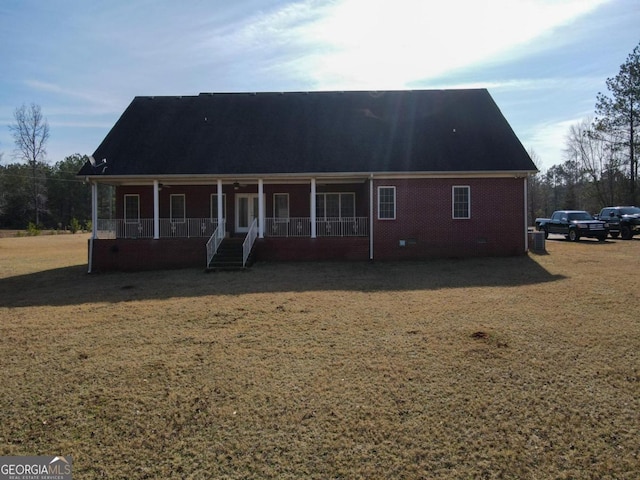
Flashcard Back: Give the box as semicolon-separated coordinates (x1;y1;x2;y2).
1;235;639;478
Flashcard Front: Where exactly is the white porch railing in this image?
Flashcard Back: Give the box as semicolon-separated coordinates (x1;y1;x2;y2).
243;218;258;267
97;217;367;239
264;217;368;237
264;217;311;237
206;221;226;268
159;218;220;238
97;218;154;239
97;218;222;239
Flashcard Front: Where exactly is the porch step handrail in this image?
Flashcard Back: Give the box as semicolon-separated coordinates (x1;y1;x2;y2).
206;221;225;268
242;218;258;267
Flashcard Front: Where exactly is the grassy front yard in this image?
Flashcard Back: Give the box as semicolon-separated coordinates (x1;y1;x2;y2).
1;234;638;478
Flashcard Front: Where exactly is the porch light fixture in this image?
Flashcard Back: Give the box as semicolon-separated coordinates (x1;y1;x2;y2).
233;182;240;190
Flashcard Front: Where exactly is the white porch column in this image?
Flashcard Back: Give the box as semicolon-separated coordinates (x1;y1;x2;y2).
310;178;316;238
258;178;264;238
153;180;160;239
91;181;98;239
217;179;223;234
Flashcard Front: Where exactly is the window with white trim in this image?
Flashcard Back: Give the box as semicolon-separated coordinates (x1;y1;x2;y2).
377;186;396;220
274;193;290;218
452;186;470;219
316;193;355;219
124;195;139;223
170;194;186;223
210;193;227;221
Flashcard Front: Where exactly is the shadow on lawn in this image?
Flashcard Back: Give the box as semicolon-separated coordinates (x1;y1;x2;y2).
0;255;566;308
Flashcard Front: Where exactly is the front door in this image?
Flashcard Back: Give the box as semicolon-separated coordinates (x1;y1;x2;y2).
235;194;260;233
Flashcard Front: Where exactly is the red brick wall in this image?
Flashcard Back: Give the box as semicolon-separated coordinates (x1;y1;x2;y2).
90;237;370;271
372;177;526;260
90;238;207;272
118;186;154;218
255;237;370;261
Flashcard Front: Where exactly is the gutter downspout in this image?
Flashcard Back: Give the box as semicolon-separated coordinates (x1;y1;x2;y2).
369;175;374;261
524;176;529;253
153;180;160;240
88;181;98;273
258;179;264;239
217;179;223;235
311;178;316;239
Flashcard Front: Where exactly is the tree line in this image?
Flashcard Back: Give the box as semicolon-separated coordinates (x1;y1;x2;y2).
0;104;112;231
529;42;639;222
0;153;97;230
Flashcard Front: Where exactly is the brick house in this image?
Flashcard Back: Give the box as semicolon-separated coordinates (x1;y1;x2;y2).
78;89;537;272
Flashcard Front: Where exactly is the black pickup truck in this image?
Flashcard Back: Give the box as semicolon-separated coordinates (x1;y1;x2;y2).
535;210;609;242
595;206;640;239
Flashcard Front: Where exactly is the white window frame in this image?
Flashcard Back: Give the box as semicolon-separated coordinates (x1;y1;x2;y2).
316;192;355;220
210;193;227;221
452;186;471;219
273;193;290;219
124;194;140;223
170;194;186;223
377;186;396;220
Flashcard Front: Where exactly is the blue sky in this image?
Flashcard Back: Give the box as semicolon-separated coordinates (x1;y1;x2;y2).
0;0;638;171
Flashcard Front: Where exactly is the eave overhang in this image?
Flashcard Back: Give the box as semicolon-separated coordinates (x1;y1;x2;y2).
78;170;538;186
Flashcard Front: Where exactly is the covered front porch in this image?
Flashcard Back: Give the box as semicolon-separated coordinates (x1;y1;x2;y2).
87;176;374;271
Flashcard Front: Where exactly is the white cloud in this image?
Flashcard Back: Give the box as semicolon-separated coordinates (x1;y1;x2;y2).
24;80;123;115
525;116;592;170
243;0;610;89
193;2;325;70
26;0;609;96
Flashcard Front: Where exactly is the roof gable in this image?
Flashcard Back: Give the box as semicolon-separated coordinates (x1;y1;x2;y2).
79;89;536;177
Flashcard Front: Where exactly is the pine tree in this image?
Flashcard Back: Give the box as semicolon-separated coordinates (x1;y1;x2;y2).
595;43;640;205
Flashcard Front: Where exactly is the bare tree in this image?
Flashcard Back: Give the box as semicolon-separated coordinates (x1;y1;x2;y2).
527;149;545;223
9;103;50;225
565;117;626;206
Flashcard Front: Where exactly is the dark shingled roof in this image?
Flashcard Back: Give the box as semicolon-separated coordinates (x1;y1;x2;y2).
78;89;536;177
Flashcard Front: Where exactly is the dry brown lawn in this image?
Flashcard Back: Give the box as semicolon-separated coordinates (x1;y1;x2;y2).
1;233;639;479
